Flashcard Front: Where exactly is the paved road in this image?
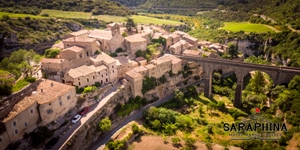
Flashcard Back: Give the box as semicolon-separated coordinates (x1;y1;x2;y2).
89;94;175;150
89;80;205;150
48;83;119;150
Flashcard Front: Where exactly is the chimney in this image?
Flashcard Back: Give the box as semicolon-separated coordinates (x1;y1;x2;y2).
41;89;43;93
51;83;54;86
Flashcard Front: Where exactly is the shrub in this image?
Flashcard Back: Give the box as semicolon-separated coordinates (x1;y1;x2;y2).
207;124;213;134
2;14;10;21
94;50;101;55
29;126;54;147
99;117;112;132
25;16;31;20
122;32;128;37
132;124;139;134
83;86;97;93
94;82;101;87
116;47;123;53
24;76;36;83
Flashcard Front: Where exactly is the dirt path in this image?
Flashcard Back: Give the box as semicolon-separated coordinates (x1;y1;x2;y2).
263;25;280;33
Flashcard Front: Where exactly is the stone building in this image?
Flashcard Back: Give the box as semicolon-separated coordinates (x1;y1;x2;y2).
62;36;98;57
161;34;172;49
174;30;188;37
59;46;87;61
145;64;156;77
2;97;39;147
124;70;143;97
182;35;198;49
115;56;138;78
164;54;182;74
0;79;77;149
65;65;100;88
150;56;172;78
170;34;180;45
133;66;148;77
170;40;188;54
40;58;70;82
90;53;117;82
33;80;77;125
183;49;201;56
135;57;147;66
64;30;90;39
88;23;125;53
124;35;147;57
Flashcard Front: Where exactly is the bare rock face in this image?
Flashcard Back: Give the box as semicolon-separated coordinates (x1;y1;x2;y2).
65;22;82;31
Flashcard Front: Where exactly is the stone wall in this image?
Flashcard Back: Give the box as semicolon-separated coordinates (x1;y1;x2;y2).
61;83;132;150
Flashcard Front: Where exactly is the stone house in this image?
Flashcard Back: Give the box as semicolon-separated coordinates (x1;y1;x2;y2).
133;66;148;77
182;35;198;49
59;46;87;61
64;65;101;88
164;54;182;74
124;70;143;97
124;35;147;57
0;79;77;149
63;30;90;39
135;57;147;66
32;80;77;125
145;64;156;77
183;49;201;56
150;56;172;79
40;58;70;82
90;53;117;82
88;23;125;53
170;34;180;45
170;40;189;54
62;36;98;57
115;56;138;78
160;34;172;49
174;30;188;37
2;97;39;148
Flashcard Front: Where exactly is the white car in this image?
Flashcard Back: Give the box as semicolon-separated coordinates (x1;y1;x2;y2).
72;114;81;124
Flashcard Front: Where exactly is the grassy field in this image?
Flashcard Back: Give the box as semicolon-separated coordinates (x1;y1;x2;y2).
40;9;91;19
0;12;46;19
221;22;276;33
93;15;126;22
131;15;183;25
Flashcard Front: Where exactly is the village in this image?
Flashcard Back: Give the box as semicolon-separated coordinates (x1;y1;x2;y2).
0;22;229;150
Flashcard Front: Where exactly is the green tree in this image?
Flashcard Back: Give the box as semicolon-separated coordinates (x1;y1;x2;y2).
175;115;193;129
125;18;135;32
132;123;140;134
122;32;128;37
44;48;60;58
0;70;15;95
98;117;112;132
288;75;300;91
247;71;266;94
227;43;238;59
184;137;196;148
174;89;184;104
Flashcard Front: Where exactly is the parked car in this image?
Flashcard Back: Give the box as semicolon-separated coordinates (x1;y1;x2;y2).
45;137;59;149
72;114;81;124
79;107;90;115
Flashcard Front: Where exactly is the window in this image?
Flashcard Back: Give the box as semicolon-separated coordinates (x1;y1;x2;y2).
86;52;89;56
87;78;89;82
78;82;81;86
106;78;108;82
78;78;80;81
30;109;33;114
47;109;53;114
93;76;95;79
106;73;108;76
59;101;62;106
67;44;69;47
113;71;114;73
79;53;82;58
0;137;2;142
67;95;71;100
15;129;18;134
112;65;114;68
49;103;51;105
24;122;28;127
12;121;16;127
98;72;100;74
102;75;103;78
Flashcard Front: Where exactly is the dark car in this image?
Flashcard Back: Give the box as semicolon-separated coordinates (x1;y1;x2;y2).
79;107;90;115
45;137;59;149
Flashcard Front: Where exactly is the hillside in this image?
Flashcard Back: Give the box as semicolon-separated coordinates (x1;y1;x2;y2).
0;0;132;16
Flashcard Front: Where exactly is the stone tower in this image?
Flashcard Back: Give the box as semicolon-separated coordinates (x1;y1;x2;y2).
111;23;120;37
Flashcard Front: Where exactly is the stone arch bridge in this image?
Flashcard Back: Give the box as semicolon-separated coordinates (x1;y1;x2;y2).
175;55;300;107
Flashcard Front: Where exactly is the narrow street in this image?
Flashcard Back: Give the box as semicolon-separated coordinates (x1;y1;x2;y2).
48;82;120;150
